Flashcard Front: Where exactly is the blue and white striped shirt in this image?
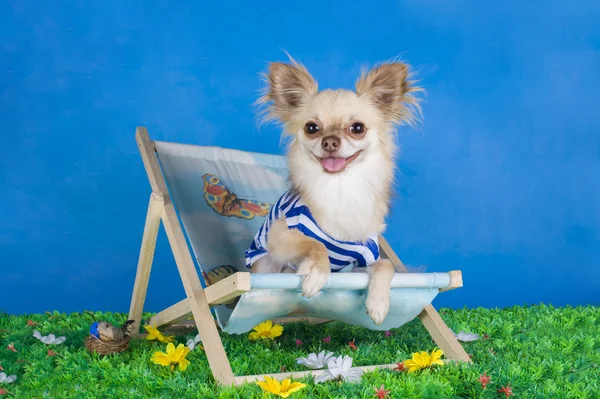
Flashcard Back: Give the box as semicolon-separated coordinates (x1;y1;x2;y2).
245;190;380;272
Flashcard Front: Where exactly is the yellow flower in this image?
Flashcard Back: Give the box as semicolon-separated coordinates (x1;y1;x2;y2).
144;324;174;343
403;348;444;373
256;376;306;397
151;343;191;371
248;320;283;341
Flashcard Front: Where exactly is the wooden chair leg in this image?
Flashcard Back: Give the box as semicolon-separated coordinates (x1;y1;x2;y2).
128;192;164;335
378;236;472;363
162;202;236;385
418;305;471;362
136;126;235;385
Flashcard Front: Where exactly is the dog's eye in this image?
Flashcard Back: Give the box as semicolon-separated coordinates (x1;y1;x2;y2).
304;122;320;135
349;122;365;135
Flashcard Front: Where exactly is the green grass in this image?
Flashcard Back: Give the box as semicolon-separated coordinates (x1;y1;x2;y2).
1;304;598;398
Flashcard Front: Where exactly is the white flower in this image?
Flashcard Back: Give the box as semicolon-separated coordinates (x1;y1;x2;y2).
33;330;66;345
451;329;480;342
0;372;17;384
314;355;363;384
296;350;335;370
186;333;202;351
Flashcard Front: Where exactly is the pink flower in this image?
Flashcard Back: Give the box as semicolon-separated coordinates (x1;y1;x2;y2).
295;339;302;346
479;371;491;389
384;331;394;337
373;385;390;398
498;384;514;397
323;336;331;343
393;361;405;372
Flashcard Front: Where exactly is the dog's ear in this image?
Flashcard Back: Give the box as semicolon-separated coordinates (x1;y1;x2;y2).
355;62;420;125
257;59;318;123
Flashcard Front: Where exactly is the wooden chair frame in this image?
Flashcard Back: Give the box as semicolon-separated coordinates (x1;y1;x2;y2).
127;126;471;386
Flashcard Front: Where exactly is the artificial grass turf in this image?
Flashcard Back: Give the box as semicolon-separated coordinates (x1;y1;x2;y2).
0;304;598;398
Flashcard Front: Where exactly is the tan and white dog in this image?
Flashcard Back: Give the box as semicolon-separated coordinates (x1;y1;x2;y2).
245;56;422;324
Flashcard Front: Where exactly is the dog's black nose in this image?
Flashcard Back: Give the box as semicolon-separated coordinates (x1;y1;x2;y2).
321;136;340;153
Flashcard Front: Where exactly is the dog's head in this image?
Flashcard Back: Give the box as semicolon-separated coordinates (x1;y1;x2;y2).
257;56;422;175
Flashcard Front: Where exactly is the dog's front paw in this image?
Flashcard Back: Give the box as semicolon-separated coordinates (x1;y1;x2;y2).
366;289;390;325
296;256;330;297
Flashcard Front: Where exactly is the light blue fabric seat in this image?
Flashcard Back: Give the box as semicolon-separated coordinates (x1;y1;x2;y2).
154;141;455;334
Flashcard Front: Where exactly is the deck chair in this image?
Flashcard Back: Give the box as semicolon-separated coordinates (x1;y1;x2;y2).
127;126;471;386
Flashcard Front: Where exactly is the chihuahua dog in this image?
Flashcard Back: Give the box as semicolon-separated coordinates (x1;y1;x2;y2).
245;56;421;324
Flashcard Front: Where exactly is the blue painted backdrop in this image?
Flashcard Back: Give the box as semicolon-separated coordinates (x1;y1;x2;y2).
2;1;599;315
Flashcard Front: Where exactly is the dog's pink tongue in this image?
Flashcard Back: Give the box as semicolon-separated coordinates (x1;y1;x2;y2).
321;157;346;172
